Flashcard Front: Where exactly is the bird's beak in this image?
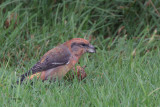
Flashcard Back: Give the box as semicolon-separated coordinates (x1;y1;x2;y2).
87;44;96;53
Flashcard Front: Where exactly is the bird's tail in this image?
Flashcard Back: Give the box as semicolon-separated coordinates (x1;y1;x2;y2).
16;70;32;84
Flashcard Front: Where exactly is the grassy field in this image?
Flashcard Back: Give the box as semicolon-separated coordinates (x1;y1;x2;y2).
0;0;160;106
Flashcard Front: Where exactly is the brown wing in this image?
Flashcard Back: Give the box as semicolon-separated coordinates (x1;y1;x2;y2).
17;45;71;84
31;45;71;74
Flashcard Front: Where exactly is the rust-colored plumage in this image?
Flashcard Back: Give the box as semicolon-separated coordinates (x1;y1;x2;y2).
17;38;96;84
73;65;87;80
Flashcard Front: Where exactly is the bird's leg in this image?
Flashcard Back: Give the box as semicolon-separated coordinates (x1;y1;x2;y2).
72;65;87;80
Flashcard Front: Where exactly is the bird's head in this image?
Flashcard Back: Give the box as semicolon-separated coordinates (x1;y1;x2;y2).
65;38;96;57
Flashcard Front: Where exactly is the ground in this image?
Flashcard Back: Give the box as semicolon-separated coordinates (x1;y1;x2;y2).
0;0;160;106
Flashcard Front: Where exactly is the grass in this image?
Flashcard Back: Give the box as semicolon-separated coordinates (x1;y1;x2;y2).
0;0;160;106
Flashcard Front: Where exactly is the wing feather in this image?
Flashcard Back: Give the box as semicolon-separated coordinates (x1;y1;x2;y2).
17;45;71;84
31;45;71;74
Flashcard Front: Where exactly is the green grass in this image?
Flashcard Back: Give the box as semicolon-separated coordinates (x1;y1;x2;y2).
0;0;160;106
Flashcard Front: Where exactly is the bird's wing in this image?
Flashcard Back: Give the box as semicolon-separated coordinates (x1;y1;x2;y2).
17;45;71;84
31;45;71;74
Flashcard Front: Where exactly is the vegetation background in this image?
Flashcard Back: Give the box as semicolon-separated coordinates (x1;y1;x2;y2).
0;0;160;106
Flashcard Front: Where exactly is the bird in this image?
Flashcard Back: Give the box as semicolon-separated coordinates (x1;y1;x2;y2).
17;38;96;84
